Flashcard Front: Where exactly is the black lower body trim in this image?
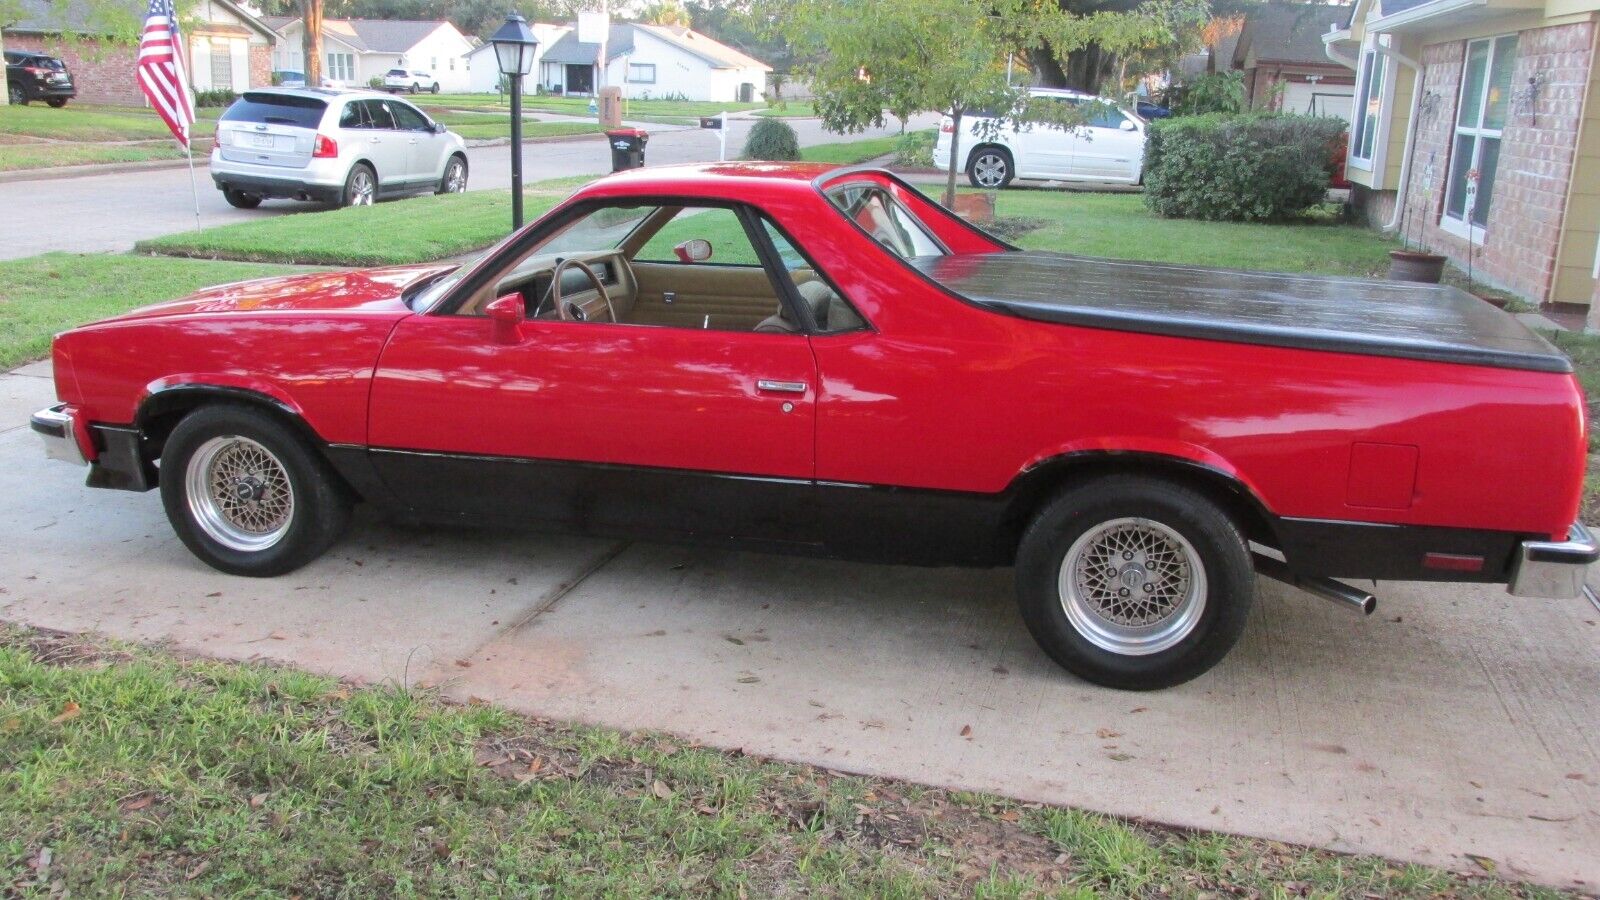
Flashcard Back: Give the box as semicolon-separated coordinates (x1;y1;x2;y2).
85;425;155;492
1272;516;1528;582
211;173;342;203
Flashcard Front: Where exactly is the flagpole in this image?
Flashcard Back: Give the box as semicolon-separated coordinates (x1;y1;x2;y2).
184;133;201;231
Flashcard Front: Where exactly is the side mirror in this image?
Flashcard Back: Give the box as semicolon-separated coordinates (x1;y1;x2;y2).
674;239;713;263
432;122;447;135
486;293;525;344
1119;120;1137;132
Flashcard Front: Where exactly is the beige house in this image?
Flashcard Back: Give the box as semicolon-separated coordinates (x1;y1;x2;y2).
1325;0;1600;317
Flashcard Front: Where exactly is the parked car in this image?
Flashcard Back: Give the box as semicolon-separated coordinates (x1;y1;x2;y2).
5;49;75;107
933;87;1146;188
31;163;1596;690
1135;99;1171;119
208;87;468;209
383;68;439;94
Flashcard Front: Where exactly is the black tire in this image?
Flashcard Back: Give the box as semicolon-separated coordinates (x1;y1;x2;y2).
408;83;419;94
430;82;440;94
436;154;467;194
46;97;68;108
342;163;376;207
966;146;1014;190
9;82;28;105
222;188;262;209
1014;476;1254;690
159;405;352;577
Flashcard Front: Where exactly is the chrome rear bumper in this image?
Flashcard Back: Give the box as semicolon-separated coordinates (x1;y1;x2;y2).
1509;523;1599;599
30;404;86;466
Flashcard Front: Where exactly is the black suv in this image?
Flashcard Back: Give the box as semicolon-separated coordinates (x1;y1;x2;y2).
6;50;76;107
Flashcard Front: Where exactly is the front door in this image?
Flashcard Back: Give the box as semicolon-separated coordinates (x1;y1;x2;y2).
566;63;594;95
366;201;819;546
1069;102;1144;182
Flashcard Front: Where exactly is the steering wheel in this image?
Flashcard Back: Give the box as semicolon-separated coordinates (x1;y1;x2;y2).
551;258;615;323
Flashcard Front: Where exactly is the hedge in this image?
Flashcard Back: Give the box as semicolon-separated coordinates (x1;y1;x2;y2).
741;118;801;161
1143;114;1347;221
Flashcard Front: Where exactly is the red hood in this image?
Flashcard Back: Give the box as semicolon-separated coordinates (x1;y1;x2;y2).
109;264;453;322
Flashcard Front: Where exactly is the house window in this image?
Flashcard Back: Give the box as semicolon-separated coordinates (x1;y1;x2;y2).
210;40;233;89
1350;47;1385;165
449;57;456;70
1442;34;1518;241
627;63;656;84
326;52;355;82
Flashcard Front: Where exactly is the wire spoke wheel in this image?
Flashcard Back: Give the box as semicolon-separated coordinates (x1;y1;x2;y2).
185;436;295;552
1058;517;1206;656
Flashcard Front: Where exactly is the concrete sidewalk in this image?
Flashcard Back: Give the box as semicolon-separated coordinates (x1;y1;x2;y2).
1;364;1597;890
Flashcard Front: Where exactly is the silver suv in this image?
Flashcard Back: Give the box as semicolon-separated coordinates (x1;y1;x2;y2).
383;68;439;94
210;88;468;209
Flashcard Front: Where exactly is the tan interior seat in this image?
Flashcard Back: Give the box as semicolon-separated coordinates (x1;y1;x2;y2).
756;280;836;334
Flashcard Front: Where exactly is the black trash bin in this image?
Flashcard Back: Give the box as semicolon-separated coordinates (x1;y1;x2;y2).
605;128;649;172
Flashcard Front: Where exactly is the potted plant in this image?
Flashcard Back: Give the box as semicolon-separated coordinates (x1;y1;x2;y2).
1388;247;1446;283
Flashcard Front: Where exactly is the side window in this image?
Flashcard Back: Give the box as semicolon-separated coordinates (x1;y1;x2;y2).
634;207;763;266
760;219;866;334
827;185;943;259
338;102;366;129
391;102;431;132
1084;101;1126;129
366;100;398;130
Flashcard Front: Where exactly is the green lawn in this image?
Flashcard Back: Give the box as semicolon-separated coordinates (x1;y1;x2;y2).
0;625;1567;899
430;94;765;120
0;141;186;171
0;254;299;369
797;135;902;166
996;191;1397;278
0;103;221;142
755;101;818;118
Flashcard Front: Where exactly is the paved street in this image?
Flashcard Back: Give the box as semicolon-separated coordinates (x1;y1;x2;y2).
2;362;1597;890
0;114;934;260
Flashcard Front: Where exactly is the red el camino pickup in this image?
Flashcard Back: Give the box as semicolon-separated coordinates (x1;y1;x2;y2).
31;163;1598;689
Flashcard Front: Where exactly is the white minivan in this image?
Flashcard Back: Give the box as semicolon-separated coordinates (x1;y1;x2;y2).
933;88;1146;189
210;88;468;209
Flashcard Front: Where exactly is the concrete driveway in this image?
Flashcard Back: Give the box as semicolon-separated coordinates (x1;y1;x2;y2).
2;363;1597;890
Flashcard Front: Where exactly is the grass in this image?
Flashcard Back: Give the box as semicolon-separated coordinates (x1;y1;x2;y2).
0;103;221;143
995;191;1398;278
0;624;1574;898
756;101;818;118
798;134;903;166
0;141;186;171
136;177;591;266
430;94;765;120
0;254;299;369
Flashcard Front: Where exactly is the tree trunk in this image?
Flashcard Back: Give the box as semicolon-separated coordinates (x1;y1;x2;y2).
1030;44;1116;93
943;108;962;208
302;0;323;86
0;29;8;105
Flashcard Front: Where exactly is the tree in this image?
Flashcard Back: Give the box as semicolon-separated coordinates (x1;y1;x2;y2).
1033;0;1212;94
760;0;1067;206
303;0;323;85
637;0;690;26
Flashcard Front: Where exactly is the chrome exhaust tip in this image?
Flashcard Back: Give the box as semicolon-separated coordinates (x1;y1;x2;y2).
1254;553;1377;616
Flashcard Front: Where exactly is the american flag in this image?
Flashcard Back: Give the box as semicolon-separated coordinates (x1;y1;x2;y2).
137;0;195;148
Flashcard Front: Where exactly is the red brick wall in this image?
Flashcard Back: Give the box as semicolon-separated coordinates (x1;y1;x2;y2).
5;33;143;106
1398;22;1595;303
249;44;272;89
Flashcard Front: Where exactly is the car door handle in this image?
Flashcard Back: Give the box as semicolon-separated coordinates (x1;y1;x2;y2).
756;380;807;394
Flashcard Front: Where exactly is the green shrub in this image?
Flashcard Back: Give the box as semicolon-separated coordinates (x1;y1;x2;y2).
894;129;935;168
1143;113;1346;221
193;89;237;108
1163;71;1244;116
741;118;801;160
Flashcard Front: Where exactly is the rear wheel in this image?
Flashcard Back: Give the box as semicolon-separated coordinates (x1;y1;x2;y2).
430;82;440;94
436;155;467;194
46;97;67;108
159;405;352;577
409;82;419;94
9;83;27;105
223;188;262;209
967;146;1013;189
1014;476;1254;690
342;163;376;207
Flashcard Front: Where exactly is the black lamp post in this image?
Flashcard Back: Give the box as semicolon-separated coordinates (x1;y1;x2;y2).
491;13;538;229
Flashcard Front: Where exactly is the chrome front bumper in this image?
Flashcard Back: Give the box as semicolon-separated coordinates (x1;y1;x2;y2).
30;404;86;466
1509;523;1599;599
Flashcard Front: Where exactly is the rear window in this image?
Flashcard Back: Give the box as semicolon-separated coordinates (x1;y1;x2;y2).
221;93;327;129
387;69;408;77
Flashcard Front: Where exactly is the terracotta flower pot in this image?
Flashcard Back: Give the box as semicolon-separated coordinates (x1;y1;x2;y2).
1388;250;1446;284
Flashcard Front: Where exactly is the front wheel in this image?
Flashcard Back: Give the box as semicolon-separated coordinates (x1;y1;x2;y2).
967;147;1014;189
430;83;439;94
436;155;467;194
46;98;67;108
159;405;352;576
1014;476;1254;690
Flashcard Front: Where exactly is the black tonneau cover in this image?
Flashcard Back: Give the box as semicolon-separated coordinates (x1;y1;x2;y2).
908;251;1571;374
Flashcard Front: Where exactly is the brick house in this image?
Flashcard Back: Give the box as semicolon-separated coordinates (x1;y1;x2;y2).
2;0;278;106
1228;4;1358;118
1324;0;1600;318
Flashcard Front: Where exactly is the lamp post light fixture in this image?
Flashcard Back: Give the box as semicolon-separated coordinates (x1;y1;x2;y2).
491;13;538;229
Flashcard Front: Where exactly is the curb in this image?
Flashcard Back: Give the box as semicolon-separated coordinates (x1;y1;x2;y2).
0;155;210;184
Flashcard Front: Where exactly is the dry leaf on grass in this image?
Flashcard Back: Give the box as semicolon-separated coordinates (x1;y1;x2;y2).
50;702;81;724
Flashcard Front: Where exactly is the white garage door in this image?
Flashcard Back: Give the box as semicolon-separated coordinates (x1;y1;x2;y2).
1283;82;1354;120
